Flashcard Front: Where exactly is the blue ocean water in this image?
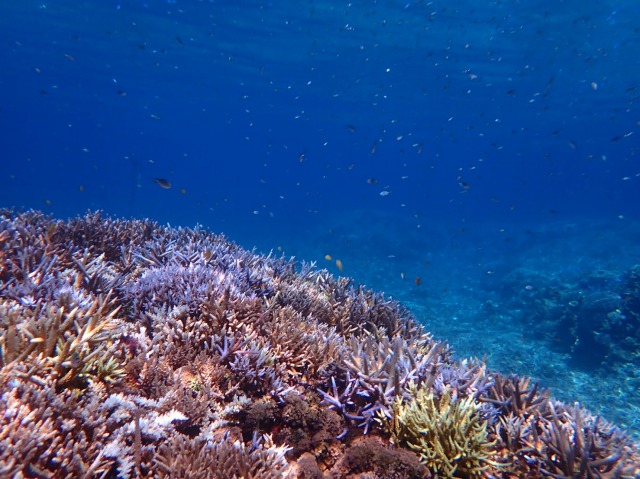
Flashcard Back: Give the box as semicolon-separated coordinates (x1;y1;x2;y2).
1;0;639;435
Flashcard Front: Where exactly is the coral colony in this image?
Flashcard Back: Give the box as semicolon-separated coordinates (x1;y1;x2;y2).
1;210;639;479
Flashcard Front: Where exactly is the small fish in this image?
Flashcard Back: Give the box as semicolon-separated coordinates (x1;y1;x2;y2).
457;177;471;190
415;276;421;286
179;188;188;195
346;124;357;133
366;178;379;185
335;259;343;271
370;141;378;154
324;254;333;261
153;178;172;189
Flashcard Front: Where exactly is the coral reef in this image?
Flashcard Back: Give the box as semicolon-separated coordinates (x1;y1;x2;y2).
488;265;640;370
1;209;639;478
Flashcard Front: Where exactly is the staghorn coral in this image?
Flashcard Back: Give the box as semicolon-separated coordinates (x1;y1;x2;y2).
379;384;499;479
318;326;449;433
0;294;124;389
537;401;639;479
486;376;640;479
0;209;639;479
0;376;113;477
154;432;291;479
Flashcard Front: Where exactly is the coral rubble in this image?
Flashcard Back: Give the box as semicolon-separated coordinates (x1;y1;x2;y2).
1;210;639;478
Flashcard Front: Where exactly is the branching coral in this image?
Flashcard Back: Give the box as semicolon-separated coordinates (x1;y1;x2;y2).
379;384;499;479
1;209;639;479
0;294;124;389
154;433;291;479
321;327;449;432
486;376;640;479
537;401;639;479
0;377;113;477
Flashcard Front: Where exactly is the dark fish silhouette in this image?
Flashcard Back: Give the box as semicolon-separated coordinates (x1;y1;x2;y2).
153;178;172;189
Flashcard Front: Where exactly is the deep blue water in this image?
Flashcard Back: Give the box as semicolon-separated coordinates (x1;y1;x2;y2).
1;0;640;435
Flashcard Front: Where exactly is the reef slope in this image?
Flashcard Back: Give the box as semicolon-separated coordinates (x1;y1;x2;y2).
1;210;639;479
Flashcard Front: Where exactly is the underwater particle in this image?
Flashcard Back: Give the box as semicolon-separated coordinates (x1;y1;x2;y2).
44;199;51;206
64;53;75;61
153;178;172;189
380;190;390;197
179;188;187;195
400;272;405;280
325;254;333;261
335;259;343;271
366;178;379;185
150;114;160;120
346;124;357;132
117;90;127;96
591;82;598;90
415;276;421;286
78;185;84;192
370;141;378;154
277;245;283;252
34;67;41;73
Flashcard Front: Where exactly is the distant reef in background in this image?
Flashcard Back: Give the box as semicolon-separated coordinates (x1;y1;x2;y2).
1;210;639;479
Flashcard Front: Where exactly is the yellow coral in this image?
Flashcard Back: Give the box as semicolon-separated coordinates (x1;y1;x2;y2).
380;385;497;479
